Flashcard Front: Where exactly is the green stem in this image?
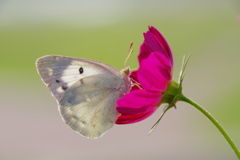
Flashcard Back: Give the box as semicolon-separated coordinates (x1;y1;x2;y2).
178;94;240;159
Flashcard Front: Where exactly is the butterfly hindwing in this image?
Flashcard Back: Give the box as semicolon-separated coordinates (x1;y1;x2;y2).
59;74;124;138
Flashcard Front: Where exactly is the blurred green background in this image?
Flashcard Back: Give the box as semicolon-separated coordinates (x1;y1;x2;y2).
0;0;240;160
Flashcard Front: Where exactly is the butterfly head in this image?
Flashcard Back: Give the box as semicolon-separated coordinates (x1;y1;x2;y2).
119;67;132;94
121;67;131;76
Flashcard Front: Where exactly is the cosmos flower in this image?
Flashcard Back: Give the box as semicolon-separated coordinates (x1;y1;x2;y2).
116;26;174;124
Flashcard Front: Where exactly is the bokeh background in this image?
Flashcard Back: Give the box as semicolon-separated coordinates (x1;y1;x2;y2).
0;0;240;160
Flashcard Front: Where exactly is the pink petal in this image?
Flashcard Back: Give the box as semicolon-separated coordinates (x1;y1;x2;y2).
116;89;162;124
148;26;173;64
115;110;155;124
137;52;172;91
130;70;138;80
117;89;162;114
139;26;173;66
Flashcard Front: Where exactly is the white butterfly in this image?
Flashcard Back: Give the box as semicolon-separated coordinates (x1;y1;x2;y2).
36;55;132;139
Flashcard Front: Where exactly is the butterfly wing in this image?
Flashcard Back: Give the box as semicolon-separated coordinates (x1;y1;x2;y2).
36;55;130;138
36;55;122;101
59;74;125;139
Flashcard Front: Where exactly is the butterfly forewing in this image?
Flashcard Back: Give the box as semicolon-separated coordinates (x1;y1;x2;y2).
36;55;121;101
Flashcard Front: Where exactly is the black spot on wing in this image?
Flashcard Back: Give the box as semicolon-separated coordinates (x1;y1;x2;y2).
79;67;84;74
62;86;68;90
72;115;79;120
80;120;86;124
56;79;60;83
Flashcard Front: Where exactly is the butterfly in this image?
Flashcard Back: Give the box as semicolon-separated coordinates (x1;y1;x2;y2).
36;55;132;139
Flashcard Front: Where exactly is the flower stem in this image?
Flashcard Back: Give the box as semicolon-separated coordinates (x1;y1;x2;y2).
178;94;240;159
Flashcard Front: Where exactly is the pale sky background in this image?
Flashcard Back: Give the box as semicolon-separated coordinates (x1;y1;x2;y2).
1;0;238;27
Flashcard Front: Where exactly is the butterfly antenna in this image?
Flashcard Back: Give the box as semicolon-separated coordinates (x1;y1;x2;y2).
124;42;134;67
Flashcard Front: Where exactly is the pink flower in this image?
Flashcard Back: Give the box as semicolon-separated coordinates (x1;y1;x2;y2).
116;26;174;124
